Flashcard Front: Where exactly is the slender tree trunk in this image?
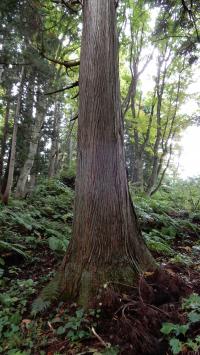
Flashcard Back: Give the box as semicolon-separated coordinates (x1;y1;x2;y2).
15;107;45;198
131;93;144;190
133;155;144;190
48;101;60;178
0;94;11;187
1;146;11;195
146;55;167;195
65;111;74;171
1;66;24;204
59;0;155;306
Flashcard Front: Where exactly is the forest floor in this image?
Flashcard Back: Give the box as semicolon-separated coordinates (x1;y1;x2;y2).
1;180;200;355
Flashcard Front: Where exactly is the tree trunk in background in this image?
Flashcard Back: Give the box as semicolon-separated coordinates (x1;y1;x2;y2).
133;155;144;189
48;101;60;178
15;108;44;198
1;66;24;204
1;147;11;195
0;94;10;188
60;0;155;306
65;110;74;171
146;49;169;195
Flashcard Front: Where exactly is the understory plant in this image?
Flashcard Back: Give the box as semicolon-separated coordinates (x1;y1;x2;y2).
161;293;200;354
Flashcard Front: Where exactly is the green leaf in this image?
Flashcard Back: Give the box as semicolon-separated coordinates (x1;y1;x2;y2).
31;298;50;316
161;322;189;337
48;237;68;252
195;335;200;344
56;326;66;335
0;240;28;259
169;338;183;355
186;339;199;352
175;324;189;336
188;311;200;324
161;322;177;335
76;309;84;318
182;293;200;311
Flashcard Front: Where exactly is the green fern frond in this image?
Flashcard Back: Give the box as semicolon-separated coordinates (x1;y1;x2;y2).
31;299;50;316
0;240;28;259
31;273;62;315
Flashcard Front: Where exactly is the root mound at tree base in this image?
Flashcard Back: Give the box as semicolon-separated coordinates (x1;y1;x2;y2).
29;258;200;355
59;254;156;307
89;267;192;355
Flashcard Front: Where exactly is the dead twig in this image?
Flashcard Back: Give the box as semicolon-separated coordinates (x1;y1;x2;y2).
91;327;107;348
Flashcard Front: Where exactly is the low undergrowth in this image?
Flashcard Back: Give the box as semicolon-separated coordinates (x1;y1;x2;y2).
0;179;200;354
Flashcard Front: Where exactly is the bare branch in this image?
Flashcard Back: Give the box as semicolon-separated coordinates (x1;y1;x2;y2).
70;113;78;121
71;91;79;99
41;52;80;69
45;81;79;95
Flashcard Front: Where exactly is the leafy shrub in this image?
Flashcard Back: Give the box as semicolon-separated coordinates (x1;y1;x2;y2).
161;293;200;354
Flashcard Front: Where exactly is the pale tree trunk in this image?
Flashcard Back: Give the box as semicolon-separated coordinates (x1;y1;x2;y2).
0;93;11;187
122;19;152;190
1;147;11;195
146;61;181;196
131;94;144;189
66;110;74;171
15;106;45;198
48;101;60;178
146;48;170;195
58;117;76;174
133;155;144;189
1;66;24;204
59;0;155;306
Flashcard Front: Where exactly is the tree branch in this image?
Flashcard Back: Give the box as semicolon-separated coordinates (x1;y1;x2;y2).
71;91;79;99
70;113;78;121
44;81;79;95
52;0;83;13
41;52;80;69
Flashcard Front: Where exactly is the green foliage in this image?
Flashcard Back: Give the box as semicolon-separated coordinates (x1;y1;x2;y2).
48;236;69;252
32;273;61;315
101;347;119;355
0;180;74;352
132;184;200;259
161;293;200;354
170;253;193;266
154;178;200;213
144;234;174;255
55;308;90;341
182;293;200;311
169;338;183;355
0;278;37;353
161;323;189;336
0;179;73;268
0;240;28;258
31;298;51;316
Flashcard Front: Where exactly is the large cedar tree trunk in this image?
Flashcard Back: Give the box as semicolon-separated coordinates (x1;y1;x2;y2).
60;0;155;305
